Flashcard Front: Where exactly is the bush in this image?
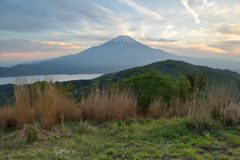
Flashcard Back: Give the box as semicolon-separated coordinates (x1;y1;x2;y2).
117;72;180;109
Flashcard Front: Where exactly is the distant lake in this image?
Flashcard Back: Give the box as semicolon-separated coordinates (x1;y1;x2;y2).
0;74;102;85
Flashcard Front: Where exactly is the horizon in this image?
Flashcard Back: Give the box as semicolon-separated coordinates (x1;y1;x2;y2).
0;0;239;66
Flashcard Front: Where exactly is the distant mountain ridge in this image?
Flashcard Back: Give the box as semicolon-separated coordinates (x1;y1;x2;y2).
93;60;240;88
0;35;239;77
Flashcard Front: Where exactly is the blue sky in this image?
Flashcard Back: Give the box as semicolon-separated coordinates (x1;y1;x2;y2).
0;0;239;65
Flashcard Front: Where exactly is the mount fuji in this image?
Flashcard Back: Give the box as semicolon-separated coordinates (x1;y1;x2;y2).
0;35;239;77
0;35;179;77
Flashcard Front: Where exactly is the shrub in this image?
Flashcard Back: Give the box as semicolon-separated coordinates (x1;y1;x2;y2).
117;72;178;109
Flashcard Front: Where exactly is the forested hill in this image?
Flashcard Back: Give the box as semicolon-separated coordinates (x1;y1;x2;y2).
94;60;240;87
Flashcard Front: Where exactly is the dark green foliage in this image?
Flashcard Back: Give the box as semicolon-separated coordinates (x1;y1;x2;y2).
176;75;191;101
186;72;206;93
0;84;14;106
56;82;73;97
117;72;190;109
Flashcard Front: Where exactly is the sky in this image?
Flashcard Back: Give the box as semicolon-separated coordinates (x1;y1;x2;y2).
0;0;239;66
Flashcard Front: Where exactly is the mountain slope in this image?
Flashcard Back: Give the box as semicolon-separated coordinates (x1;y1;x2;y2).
0;36;178;77
93;60;240;87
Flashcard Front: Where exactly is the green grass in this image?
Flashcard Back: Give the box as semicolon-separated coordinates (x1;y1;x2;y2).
1;118;240;160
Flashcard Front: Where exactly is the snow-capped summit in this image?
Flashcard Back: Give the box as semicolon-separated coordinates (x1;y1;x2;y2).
106;35;141;45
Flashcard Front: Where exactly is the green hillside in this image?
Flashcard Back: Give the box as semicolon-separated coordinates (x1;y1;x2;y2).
95;60;240;87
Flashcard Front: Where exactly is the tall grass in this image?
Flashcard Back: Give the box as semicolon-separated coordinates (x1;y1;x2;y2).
80;89;137;123
0;83;137;129
0;106;15;129
148;97;191;118
14;85;33;127
0;81;239;130
149;83;240;129
34;83;58;129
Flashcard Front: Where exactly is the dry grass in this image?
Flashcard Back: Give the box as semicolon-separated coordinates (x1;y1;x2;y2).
57;96;80;123
0;83;80;129
14;85;33;127
207;84;233;118
149;83;240;127
0;84;137;129
222;103;240;125
205;83;240;125
187;106;216;132
148;97;192;118
34;83;58;129
80;89;137;123
0;107;16;129
0;81;239;130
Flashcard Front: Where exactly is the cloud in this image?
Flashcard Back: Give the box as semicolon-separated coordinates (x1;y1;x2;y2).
120;0;163;21
0;39;85;61
203;0;208;4
180;0;200;24
211;40;240;55
143;39;227;58
0;39;82;53
0;0;122;32
141;36;178;43
216;24;240;36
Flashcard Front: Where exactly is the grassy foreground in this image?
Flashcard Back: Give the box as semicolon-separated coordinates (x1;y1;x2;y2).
1;118;240;160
